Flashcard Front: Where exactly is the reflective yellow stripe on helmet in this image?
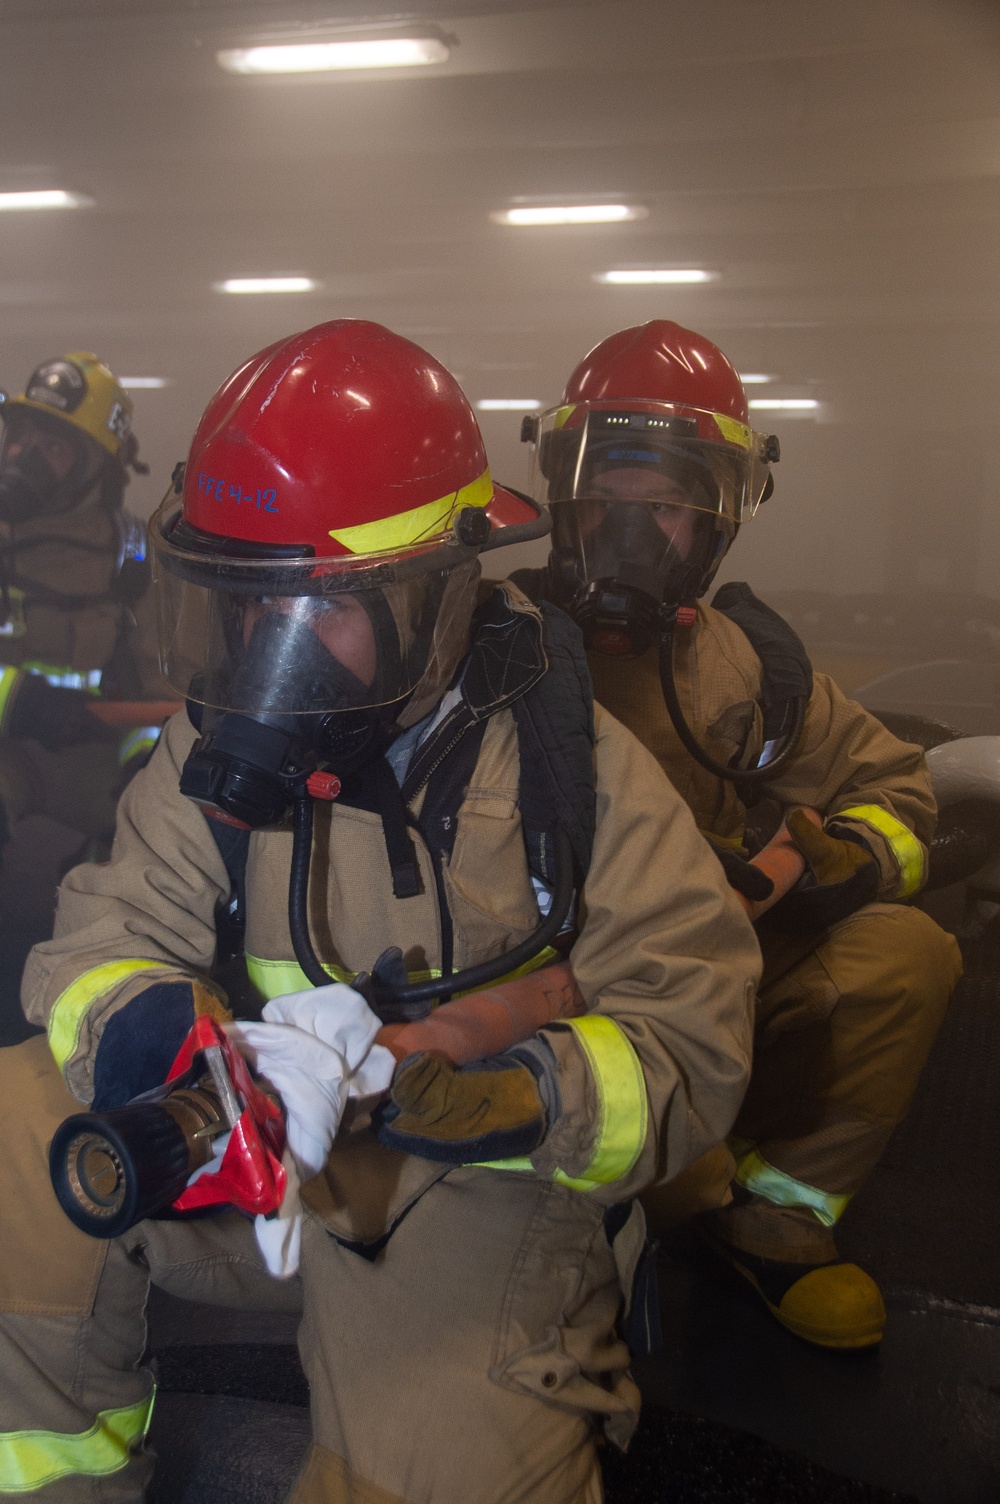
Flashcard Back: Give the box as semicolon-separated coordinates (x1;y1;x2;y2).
246;945;558;1003
0;1391;154;1493
478;1014;648;1191
48;960;164;1072
327;468;493;556
731;1138;849;1228
833;803;924;898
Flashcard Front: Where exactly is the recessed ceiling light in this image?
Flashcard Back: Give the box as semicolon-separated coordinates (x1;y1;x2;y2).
119;376;171;390
493;205;646;227
738;373;774;385
0;190;90;211
748;398;819;411
216;277;316;294
598;268;714;285
218;37;449;75
476;399;541;411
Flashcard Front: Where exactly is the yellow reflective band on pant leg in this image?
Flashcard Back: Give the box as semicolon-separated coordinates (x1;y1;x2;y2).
0;1391;155;1493
732;1142;850;1228
47;960;164;1072
477;1015;648;1192
0;667;21;731
832;804;924;898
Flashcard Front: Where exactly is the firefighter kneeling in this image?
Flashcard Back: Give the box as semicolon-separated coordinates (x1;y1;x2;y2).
515;320;964;1351
0;320;760;1502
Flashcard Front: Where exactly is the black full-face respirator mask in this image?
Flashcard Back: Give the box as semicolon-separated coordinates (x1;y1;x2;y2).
548;493;730;659
0;408;106;526
535;409;801;788
542;417;736;658
151;500;459;830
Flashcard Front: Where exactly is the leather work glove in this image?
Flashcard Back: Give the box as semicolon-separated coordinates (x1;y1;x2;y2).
376;1048;552;1164
779;807;881;928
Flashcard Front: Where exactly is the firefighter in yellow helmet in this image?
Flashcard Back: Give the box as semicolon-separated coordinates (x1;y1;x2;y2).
0;353;159;856
515;320;963;1352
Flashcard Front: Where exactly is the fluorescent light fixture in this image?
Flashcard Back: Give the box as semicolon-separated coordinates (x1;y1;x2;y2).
598;268;713;285
738;373;773;385
0;189;89;211
748;398;819;411
217;276;316;294
476;398;541;412
218;37;449;74
493;204;646;227
119;377;170;390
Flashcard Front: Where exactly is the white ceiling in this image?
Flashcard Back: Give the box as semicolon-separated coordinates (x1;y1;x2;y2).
0;0;997;596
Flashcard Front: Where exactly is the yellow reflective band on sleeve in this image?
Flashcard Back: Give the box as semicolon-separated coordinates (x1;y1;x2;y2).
833;803;925;898
328;468;493;556
552;1015;647;1190
0;1390;154;1493
117;726;162;768
0;666;21;730
731;1141;850;1228
21;662;102;693
478;1014;648;1192
712;413;752;449
47;960;164;1071
245;945;558;1003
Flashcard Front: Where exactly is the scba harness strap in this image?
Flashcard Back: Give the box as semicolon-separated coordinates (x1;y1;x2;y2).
708;581;813;749
202;588;598;977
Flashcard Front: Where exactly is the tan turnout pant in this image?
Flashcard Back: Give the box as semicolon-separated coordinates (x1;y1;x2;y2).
0;1036;639;1502
643;902;963;1261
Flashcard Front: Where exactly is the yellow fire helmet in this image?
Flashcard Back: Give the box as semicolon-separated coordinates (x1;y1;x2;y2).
8;352;133;459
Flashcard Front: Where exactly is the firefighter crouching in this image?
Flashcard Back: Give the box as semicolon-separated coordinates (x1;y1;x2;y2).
514;319;963;1351
0;352;159;850
0;320;760;1501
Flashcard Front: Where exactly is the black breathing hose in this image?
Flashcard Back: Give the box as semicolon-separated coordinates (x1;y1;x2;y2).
658;621;807;786
288;795;332;989
287;792;577;1013
379;826;576;1010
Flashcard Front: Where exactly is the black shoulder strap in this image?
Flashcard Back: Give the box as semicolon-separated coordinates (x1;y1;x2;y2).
205;817;250;965
512;601;596;887
710;581;813;742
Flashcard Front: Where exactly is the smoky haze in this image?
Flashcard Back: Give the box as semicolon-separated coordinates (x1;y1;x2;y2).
0;0;997;726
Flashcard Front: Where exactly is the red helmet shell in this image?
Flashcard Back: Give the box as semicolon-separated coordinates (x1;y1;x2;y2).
184;319;527;557
564;320;748;423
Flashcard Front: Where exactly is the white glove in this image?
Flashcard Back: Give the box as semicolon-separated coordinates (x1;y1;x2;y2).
226;982;395;1278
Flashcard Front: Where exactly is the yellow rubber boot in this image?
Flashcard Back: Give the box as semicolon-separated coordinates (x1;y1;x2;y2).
702;1234;887;1349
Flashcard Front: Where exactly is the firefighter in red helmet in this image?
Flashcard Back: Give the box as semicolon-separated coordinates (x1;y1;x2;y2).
515;320;962;1351
0;320;760;1501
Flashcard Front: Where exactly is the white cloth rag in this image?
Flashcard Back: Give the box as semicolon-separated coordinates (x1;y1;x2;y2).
224;982;395;1277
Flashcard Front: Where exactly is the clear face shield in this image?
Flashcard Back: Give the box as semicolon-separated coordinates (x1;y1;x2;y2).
530;402;772;654
151;497;482;826
151;499;479;720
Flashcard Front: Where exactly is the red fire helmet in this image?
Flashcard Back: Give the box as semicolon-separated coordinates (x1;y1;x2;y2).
179;318;542;559
150;321;547;718
564;319;749;421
